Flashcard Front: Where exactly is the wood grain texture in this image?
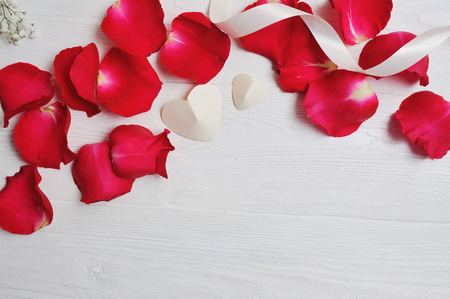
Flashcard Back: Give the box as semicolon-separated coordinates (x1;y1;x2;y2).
1;0;450;298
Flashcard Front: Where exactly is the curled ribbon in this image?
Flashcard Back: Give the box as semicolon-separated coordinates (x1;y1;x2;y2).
209;0;450;77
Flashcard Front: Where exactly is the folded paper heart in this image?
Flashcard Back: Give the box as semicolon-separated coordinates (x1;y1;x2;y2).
232;73;269;110
161;83;222;142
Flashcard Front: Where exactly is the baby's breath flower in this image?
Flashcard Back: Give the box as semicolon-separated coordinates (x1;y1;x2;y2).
0;0;36;45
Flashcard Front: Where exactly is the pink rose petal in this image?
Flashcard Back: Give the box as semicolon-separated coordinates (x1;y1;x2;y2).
0;63;55;128
330;0;393;45
72;141;135;204
275;38;337;92
240;1;313;65
14;102;77;169
160;12;231;84
0;165;53;235
109;125;175;179
54;46;101;117
359;31;429;86
304;70;378;137
97;47;162;117
69;43;100;105
101;0;166;56
396;91;450;159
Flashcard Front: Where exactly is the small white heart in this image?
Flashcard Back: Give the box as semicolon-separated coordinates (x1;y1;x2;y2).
232;73;269;110
161;84;222;142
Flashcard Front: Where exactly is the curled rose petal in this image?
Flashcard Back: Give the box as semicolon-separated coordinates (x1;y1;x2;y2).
160;12;231;84
240;1;313;65
304;70;378;137
101;0;166;56
72;141;135;204
14;102;77;169
54;46;101;117
0;63;55;127
97;47;162;117
275;38;337;92
396;91;450;159
0;165;53;235
109;125;175;179
69;43;100;105
330;0;393;45
359;31;429;86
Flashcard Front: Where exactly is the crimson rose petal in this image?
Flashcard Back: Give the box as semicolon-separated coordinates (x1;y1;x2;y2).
97;47;162;117
330;0;393;45
54;46;101;117
69;43;100;105
109;125;175;179
275;38;337;92
160;12;231;84
72;141;135;204
0;165;53;235
304;70;378;137
359;31;429;86
101;0;166;56
240;1;313;65
0;63;55;128
14;102;77;169
396;91;450;159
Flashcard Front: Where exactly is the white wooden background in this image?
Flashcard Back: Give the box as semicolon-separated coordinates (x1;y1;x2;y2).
1;0;450;298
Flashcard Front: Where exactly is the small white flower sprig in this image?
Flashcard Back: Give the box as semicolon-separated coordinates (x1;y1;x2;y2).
0;0;36;45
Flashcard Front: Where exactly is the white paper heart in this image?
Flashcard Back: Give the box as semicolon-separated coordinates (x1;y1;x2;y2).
232;73;269;110
161;83;222;142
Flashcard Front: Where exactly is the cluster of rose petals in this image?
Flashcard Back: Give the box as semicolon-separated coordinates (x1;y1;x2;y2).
239;0;435;140
0;0;182;234
160;12;231;84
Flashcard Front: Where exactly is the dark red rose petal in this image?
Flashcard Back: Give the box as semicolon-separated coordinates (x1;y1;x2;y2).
54;46;101;117
0;165;53;235
97;47;162;117
396;91;450;159
14;102;77;169
109;125;175;179
69;43;100;105
72;141;135;204
101;0;167;56
359;31;429;86
275;38;337;92
0;63;55;128
239;1;313;65
304;70;378;137
330;0;393;45
160;12;231;84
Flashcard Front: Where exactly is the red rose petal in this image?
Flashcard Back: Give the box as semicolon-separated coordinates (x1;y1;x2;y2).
101;0;166;57
97;47;162;117
160;12;231;84
0;63;55;128
396;91;450;159
275;38;337;92
54;46;101;117
109;125;175;179
72;141;135;204
14;102;77;169
0;165;53;235
359;31;429;86
239;1;313;65
304;70;378;137
69;43;100;105
330;0;393;45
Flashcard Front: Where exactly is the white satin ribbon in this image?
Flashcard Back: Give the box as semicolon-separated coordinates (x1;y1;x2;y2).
209;0;450;77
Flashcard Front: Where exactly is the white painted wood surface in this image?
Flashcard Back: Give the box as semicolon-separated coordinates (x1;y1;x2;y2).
1;0;450;298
